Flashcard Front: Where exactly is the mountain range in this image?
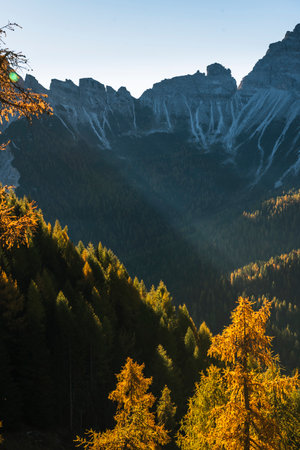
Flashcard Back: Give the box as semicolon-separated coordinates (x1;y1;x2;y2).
0;23;299;318
16;23;300;189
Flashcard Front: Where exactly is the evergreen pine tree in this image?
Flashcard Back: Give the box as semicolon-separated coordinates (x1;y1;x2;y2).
19;280;53;426
156;385;177;435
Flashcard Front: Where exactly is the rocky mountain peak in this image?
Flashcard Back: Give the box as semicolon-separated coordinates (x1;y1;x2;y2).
240;23;300;93
79;78;106;96
4;23;300;192
24;74;49;94
206;63;232;77
50;78;78;94
140;64;236;106
117;86;132;98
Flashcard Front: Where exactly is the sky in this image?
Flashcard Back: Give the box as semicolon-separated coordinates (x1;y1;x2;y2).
1;0;300;98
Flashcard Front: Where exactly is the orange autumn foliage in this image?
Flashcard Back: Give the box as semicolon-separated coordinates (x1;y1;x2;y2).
207;297;299;450
178;297;299;450
75;357;170;449
0;186;38;249
0;23;51;252
0;22;50;447
0;22;52;151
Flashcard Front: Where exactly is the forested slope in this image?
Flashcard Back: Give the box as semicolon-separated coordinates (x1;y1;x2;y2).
0;188;212;446
211;189;300;271
230;248;300;371
1;188;300;448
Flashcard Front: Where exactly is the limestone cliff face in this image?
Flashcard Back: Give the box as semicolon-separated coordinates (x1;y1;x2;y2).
24;62;238;148
139;64;237;145
240;23;300;93
10;23;300;188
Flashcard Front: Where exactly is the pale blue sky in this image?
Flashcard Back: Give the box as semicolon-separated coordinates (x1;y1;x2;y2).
2;0;300;97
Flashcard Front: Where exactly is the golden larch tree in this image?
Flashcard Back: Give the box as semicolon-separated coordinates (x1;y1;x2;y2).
75;357;170;449
0;23;51;249
156;385;177;431
0;186;38;249
0;22;52;143
177;365;227;450
178;297;299;450
0;22;52;446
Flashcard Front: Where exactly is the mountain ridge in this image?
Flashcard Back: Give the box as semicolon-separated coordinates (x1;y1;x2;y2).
0;23;299;311
18;23;300;189
24;23;300;99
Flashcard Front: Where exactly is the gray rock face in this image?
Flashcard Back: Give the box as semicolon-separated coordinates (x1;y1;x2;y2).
28;63;237;149
0;142;20;187
139;64;237;143
24;74;48;95
240;23;300;93
142;64;236;100
18;23;300;188
30;77;138;149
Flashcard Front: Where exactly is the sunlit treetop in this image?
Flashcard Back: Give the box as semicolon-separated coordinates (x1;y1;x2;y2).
0;22;52;128
0;185;38;249
177;297;300;450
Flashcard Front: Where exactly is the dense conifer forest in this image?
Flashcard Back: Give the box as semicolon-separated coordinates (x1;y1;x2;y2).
0;185;299;449
0;188;214;448
2;115;300;449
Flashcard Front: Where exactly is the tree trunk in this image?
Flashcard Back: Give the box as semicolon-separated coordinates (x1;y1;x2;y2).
243;377;250;450
69;346;73;431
